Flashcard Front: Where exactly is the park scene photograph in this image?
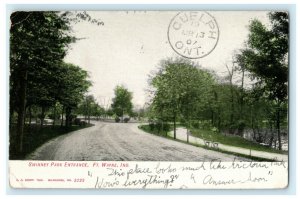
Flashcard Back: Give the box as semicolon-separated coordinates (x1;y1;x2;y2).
9;11;288;162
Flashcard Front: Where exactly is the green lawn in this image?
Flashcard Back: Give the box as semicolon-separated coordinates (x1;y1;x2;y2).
9;123;94;160
138;124;280;161
138;124;169;137
139;124;287;155
190;128;287;154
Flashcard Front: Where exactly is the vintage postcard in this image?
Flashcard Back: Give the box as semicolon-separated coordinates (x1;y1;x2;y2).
9;10;288;189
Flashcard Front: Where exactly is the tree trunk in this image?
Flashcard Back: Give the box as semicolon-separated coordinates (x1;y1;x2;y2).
16;69;28;153
263;121;271;143
40;106;45;128
211;110;214;126
250;106;256;140
65;107;72;127
187;122;189;143
28;105;32;127
218;117;221;133
237;69;245;138
61;106;64;127
226;64;235;134
186;114;190;143
229;89;234;134
268;122;274;147
162;121;166;136
276;105;282;150
52;105;56;128
35;108;38;126
274;137;277;149
88;109;91;124
173;114;176;139
9;94;15;129
240;68;245;116
269;134;274;148
86;99;90;123
217;107;221;133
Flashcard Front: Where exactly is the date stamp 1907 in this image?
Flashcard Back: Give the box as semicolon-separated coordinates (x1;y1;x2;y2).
168;11;219;59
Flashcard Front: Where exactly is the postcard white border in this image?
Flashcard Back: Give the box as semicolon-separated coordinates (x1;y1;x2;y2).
2;0;298;197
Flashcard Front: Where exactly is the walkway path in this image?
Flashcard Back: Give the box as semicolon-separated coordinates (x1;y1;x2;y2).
169;127;288;161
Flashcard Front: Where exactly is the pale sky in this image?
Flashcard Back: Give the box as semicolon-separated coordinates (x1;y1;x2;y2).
64;11;269;108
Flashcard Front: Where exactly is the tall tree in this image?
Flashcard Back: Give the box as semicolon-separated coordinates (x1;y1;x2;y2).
76;95;105;122
10;12;73;152
149;58;215;139
10;11;103;157
57;62;91;127
81;95;97;123
237;12;288;150
111;85;133;121
209;82;240;134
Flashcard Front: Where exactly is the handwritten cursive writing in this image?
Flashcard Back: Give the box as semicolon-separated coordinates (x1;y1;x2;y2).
87;160;287;189
123;174;179;189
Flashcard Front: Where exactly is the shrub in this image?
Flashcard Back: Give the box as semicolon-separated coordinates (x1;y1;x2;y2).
48;113;60;120
115;117;120;123
79;121;87;126
155;122;171;132
149;122;155;131
191;121;200;129
211;127;218;133
74;118;81;125
123;117;130;123
200;120;212;129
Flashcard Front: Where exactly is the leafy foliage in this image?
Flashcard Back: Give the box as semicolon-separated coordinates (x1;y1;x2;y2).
111;85;133;120
148;12;288;151
9;11;96;155
236;12;288;150
149;58;215;138
236;12;288;102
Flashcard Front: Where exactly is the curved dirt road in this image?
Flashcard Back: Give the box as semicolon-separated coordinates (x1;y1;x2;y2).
27;121;248;161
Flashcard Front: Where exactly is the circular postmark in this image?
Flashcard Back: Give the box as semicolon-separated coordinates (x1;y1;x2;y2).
168;11;219;59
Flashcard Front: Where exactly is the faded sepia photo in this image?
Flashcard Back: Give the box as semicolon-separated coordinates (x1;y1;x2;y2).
9;10;289;189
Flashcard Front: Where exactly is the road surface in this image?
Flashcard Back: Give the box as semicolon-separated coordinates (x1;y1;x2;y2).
26;121;249;161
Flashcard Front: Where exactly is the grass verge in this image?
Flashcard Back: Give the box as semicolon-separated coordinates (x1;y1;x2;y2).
9;123;94;160
138;124;169;137
190;128;287;154
138;124;284;161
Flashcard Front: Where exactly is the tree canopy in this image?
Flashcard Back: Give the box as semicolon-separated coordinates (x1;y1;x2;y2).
236;12;288;150
149;58;215;139
236;12;288;103
111;85;133;120
9;11;94;154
